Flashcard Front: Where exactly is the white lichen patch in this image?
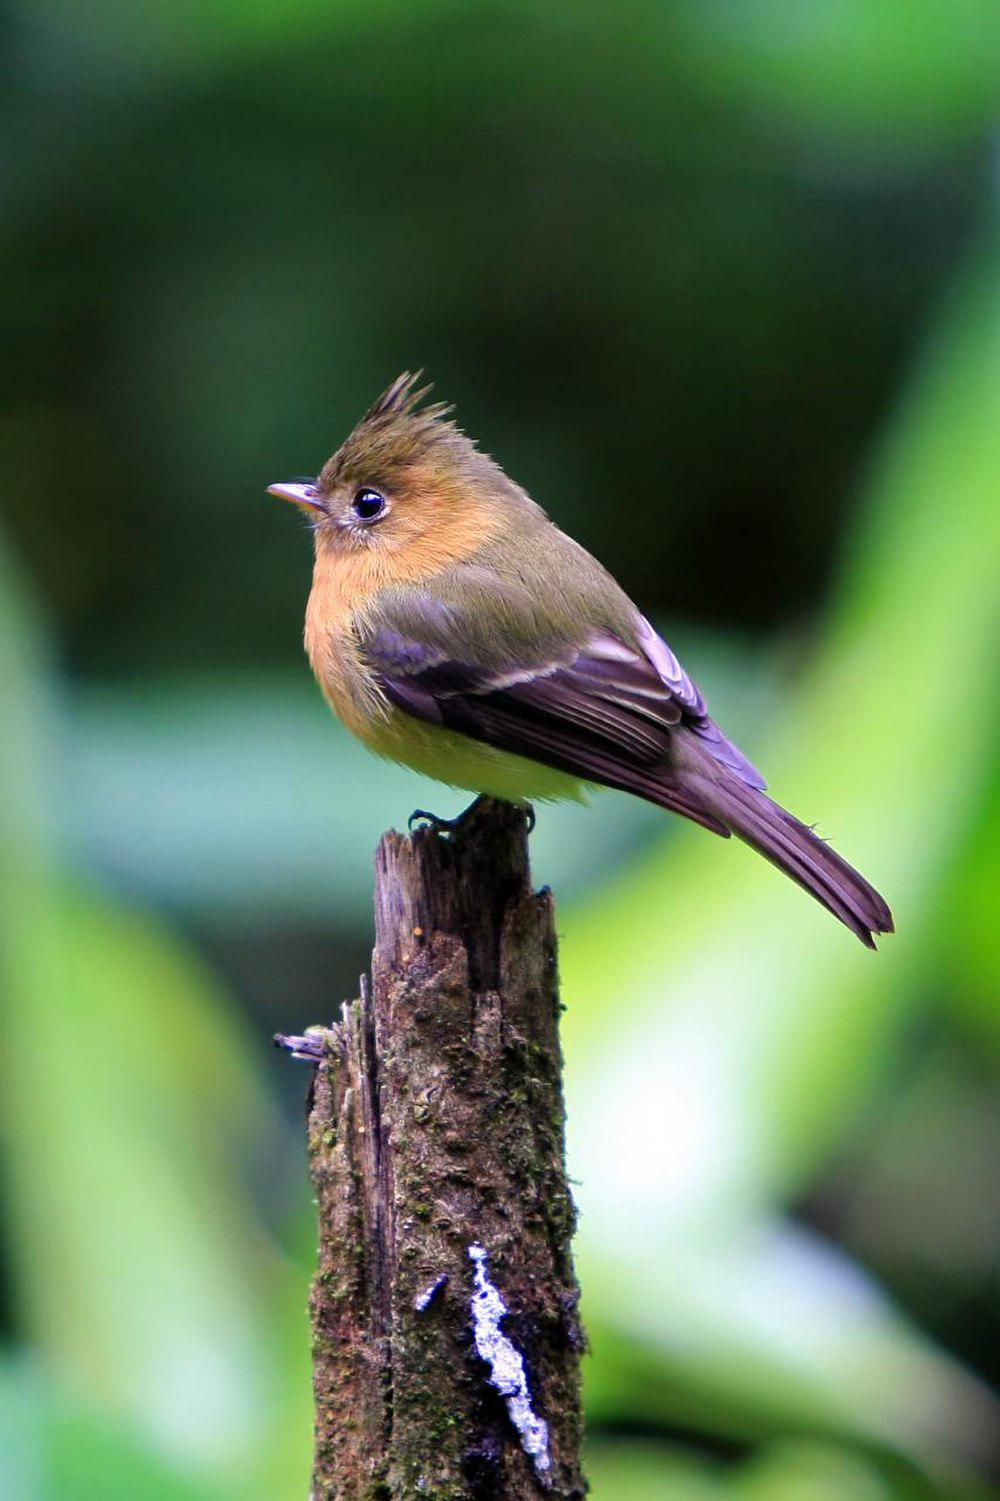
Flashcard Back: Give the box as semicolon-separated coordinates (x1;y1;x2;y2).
468;1244;550;1480
413;1273;448;1313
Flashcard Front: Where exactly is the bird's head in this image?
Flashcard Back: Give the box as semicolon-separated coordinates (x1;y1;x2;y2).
268;373;530;570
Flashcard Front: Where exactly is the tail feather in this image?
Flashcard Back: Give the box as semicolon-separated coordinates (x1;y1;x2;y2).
664;757;893;947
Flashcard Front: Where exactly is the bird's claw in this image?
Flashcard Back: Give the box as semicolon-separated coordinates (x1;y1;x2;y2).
408;807;461;836
407;798;536;837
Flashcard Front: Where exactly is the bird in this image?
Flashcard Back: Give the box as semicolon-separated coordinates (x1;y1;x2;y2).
268;373;893;947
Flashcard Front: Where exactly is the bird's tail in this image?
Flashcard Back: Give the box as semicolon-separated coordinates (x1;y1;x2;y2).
668;753;894;948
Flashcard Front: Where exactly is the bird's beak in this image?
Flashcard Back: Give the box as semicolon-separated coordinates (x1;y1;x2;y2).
266;480;326;512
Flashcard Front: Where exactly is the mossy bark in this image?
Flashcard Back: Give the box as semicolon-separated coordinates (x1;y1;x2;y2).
305;798;585;1499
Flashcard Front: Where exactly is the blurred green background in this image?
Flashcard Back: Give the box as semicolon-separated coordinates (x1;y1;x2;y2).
1;2;998;1497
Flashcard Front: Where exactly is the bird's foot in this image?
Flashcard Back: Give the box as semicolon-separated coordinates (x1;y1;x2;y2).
409;794;507;837
408;798;480;837
408;807;453;835
407;795;536;837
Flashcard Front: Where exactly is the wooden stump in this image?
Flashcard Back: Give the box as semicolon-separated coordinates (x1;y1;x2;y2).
291;797;585;1500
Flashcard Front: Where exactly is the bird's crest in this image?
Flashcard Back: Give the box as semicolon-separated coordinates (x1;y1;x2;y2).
320;371;465;489
363;370;454;428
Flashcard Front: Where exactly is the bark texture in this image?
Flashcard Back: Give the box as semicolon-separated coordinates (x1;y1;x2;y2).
305;797;585;1500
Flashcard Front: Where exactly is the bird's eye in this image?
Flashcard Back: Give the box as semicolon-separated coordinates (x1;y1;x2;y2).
352;487;387;522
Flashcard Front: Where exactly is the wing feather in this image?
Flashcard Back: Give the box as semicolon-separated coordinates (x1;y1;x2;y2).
358;584;763;816
353;584;891;947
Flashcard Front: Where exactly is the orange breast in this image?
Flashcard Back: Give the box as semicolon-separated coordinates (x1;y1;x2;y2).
303;551;382;738
303;471;505;740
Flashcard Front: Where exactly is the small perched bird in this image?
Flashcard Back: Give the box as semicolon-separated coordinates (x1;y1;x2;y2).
269;374;892;947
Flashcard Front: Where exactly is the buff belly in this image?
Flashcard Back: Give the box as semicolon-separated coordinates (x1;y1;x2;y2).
304;569;587;803
355;702;588;805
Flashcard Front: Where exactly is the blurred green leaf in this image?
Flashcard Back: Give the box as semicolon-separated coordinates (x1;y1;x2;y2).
0;539;311;1493
938;758;1000;1051
19;0;1000;149
585;1438;720;1500
675;0;1000;142
563;240;1000;1462
0;1357;220;1501
734;1441;903;1501
583;1436;980;1501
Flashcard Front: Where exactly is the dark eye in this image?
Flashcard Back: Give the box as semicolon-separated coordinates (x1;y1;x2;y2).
352;487;387;522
